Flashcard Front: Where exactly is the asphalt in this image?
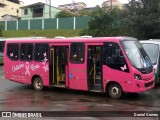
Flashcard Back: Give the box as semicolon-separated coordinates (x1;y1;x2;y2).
0;66;159;120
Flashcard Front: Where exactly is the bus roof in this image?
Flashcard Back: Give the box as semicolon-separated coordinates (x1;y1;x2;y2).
1;36;47;41
5;36;137;44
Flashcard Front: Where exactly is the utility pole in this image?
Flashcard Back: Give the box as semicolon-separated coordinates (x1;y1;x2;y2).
72;0;76;9
45;0;51;18
49;0;51;19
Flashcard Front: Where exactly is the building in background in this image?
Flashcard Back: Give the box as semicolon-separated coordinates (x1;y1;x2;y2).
1;14;20;20
58;2;87;11
0;0;24;20
20;2;61;20
102;0;123;9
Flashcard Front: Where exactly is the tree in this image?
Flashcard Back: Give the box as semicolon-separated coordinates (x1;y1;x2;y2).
55;10;76;18
78;9;90;16
122;0;160;39
80;6;126;37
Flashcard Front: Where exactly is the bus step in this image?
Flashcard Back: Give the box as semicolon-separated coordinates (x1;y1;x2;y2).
95;79;101;84
91;84;102;90
89;89;101;93
58;80;65;84
96;75;101;80
54;84;66;88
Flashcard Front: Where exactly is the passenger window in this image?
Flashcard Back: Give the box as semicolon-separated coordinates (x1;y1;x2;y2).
7;43;19;60
70;43;85;63
103;42;129;72
20;44;33;61
34;44;49;61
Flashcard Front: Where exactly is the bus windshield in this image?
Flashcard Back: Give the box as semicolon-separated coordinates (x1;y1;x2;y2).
121;41;152;71
141;43;159;65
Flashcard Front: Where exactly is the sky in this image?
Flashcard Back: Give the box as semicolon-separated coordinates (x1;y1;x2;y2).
22;0;129;7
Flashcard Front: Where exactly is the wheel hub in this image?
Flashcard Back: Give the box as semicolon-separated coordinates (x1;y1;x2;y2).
36;80;41;88
112;87;119;95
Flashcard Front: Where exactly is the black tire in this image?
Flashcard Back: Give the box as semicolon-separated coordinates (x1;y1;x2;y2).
108;83;123;99
33;77;43;91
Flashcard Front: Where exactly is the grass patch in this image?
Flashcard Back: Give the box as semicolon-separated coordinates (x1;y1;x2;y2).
2;29;82;38
0;58;3;64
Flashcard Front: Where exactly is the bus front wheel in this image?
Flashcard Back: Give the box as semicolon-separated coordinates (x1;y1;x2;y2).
33;77;43;91
108;83;123;99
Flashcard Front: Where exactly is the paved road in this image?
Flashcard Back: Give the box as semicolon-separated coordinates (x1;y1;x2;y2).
0;66;159;120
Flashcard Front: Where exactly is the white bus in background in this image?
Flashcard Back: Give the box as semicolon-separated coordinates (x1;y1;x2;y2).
140;40;160;84
0;38;5;64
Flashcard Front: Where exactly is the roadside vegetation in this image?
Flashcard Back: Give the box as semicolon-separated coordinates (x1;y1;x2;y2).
2;29;81;38
80;0;160;39
0;59;3;64
1;0;160;39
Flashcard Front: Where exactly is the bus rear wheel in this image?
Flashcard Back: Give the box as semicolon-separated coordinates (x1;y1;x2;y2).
108;83;123;99
33;77;43;91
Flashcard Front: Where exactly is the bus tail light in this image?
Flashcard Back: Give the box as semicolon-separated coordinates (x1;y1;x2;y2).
134;73;142;80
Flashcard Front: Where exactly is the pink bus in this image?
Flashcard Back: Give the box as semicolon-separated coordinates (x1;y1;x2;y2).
4;37;155;99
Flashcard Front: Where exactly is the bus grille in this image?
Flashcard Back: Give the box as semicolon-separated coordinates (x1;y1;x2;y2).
145;81;154;88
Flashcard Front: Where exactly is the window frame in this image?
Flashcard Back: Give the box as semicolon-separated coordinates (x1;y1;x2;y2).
7;43;19;61
20;43;33;61
24;8;28;15
34;43;49;62
32;8;43;18
103;42;129;73
70;42;85;64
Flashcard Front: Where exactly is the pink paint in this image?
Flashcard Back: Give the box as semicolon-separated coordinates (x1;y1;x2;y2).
4;37;154;95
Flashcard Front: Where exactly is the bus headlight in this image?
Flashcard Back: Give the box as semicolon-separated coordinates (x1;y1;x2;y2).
134;73;142;80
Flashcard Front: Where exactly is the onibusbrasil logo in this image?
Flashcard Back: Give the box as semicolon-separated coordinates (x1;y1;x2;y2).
1;112;42;118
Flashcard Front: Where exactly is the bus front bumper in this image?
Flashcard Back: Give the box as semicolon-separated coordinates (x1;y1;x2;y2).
133;78;155;93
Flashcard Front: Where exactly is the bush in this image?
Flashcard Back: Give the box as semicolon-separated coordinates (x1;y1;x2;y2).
80;7;127;37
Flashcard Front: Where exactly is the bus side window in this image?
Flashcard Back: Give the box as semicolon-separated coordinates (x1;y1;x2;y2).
35;44;41;61
70;43;85;64
103;42;129;72
41;44;49;60
20;44;33;61
27;44;33;60
7;43;19;60
20;44;26;60
34;44;49;61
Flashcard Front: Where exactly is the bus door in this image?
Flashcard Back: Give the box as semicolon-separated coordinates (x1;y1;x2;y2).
87;46;103;92
68;43;88;90
50;46;68;87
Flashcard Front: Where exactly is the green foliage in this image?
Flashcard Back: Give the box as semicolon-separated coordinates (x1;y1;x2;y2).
55;10;76;18
0;24;3;37
0;57;3;64
122;0;160;39
80;6;126;37
78;9;90;16
2;29;81;38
